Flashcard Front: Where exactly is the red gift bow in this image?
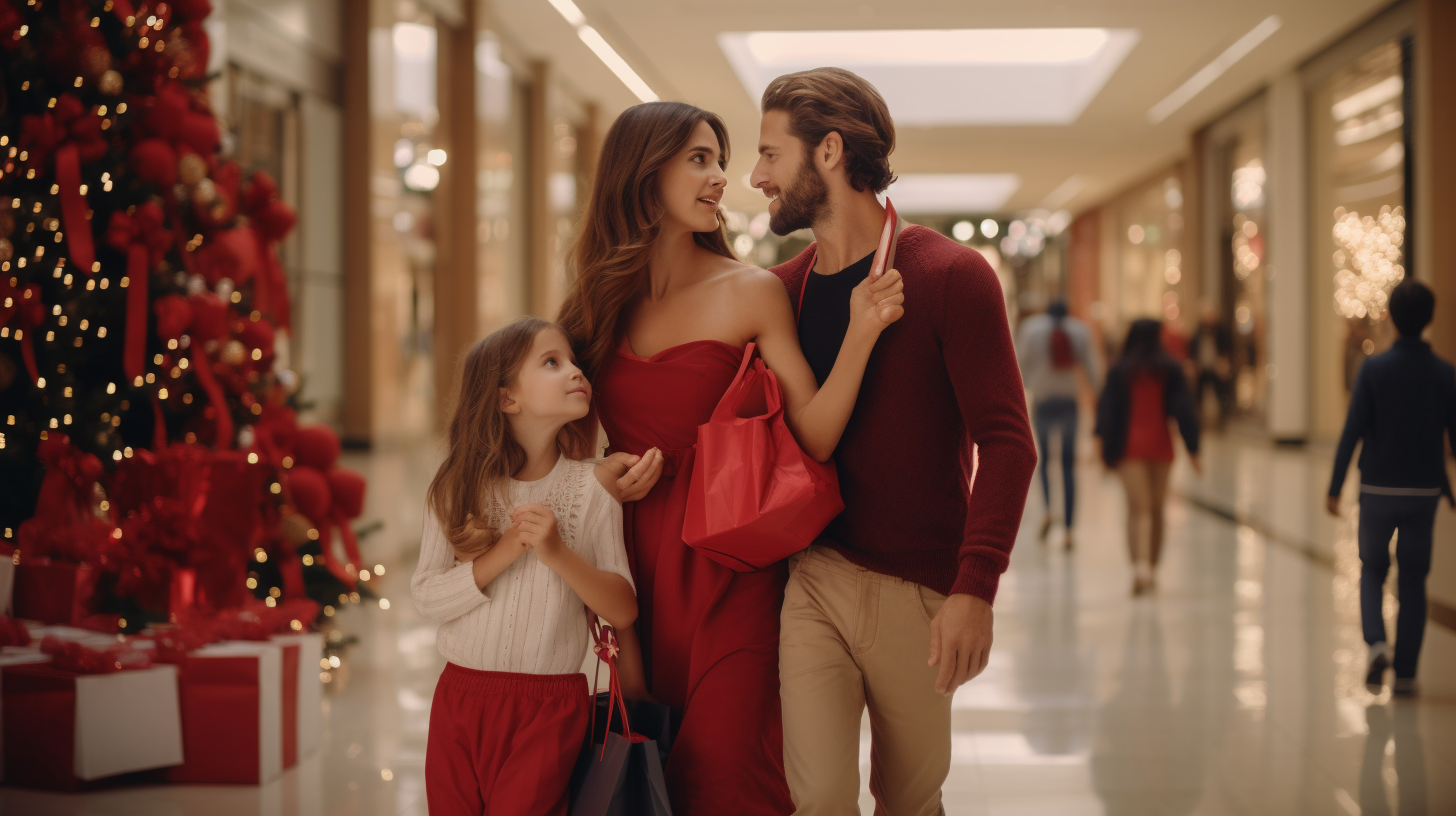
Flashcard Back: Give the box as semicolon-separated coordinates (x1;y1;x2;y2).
0;615;31;647
39;634;153;674
106;203;174;382
19;95;107;277
32;435;103;526
0;278;45;382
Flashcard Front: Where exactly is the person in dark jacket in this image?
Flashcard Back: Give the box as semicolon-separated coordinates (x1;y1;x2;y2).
1095;319;1202;595
1328;279;1456;697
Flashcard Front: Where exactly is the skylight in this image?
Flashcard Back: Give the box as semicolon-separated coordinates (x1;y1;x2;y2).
719;28;1139;126
881;174;1021;214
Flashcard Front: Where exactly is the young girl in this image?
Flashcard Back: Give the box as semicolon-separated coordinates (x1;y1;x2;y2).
411;317;638;816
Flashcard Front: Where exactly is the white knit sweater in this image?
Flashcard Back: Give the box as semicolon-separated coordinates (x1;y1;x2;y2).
410;455;634;674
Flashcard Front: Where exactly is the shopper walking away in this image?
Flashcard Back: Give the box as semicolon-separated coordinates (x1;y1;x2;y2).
1095;319;1201;596
1327;279;1456;698
1016;298;1100;549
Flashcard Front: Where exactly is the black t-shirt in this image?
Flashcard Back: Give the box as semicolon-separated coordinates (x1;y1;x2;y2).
797;250;876;386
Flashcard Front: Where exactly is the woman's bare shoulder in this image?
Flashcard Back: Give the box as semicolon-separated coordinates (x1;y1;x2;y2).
708;257;788;303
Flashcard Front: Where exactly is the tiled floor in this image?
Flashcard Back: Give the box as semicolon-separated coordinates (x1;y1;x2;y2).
4;434;1453;815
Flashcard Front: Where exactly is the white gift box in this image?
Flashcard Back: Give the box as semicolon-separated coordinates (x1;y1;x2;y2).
272;632;324;766
1;655;184;789
75;665;185;779
166;640;283;785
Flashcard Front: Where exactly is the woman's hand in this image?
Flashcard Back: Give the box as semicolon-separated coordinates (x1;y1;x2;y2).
597;449;664;502
511;504;565;565
849;268;905;336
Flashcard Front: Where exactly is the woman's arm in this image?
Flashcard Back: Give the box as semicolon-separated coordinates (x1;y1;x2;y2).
751;269;904;462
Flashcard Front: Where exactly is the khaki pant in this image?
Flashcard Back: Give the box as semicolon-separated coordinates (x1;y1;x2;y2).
780;545;951;816
1118;459;1172;567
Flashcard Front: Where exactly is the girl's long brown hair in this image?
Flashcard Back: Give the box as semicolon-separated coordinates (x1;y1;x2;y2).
557;101;736;379
425;318;596;554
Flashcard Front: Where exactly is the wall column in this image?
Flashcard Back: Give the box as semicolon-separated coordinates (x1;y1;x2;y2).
432;8;480;430
1265;73;1309;442
341;6;373;446
527;60;553;318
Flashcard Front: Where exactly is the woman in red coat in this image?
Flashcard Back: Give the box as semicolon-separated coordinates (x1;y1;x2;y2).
556;101;902;815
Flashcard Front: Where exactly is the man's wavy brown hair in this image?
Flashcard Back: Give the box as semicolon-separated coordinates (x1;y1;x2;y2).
761;67;897;193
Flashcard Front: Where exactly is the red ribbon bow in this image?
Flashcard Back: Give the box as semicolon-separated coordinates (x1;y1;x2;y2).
0;278;45;382
106;203;174;381
19;95;108;277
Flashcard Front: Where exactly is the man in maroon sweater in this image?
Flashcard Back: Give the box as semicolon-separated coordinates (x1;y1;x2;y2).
751;68;1037;814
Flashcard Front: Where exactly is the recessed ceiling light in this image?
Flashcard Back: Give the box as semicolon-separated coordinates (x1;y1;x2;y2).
1147;16;1282;124
721;29;1139;126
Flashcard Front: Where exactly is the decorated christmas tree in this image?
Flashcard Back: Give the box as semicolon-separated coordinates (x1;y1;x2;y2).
0;0;371;631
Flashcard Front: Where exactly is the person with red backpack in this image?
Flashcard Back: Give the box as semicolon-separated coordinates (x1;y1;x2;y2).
1016;299;1100;548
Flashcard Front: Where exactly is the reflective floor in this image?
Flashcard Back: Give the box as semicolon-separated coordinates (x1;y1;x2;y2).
4;434;1454;816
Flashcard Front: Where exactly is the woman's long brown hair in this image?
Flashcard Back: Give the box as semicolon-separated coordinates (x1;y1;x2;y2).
425;318;596;554
557;101;736;380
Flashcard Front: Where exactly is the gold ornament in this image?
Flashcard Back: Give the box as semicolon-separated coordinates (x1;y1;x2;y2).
178;154;207;186
99;70;123;96
190;178;216;206
222;340;246;366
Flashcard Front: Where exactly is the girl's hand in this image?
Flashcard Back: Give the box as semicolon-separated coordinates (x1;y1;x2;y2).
849;268;905;336
511;504;564;565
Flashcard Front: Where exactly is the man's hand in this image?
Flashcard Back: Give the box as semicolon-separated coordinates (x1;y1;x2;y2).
1326;495;1342;518
928;593;993;695
598;449;664;502
1189;454;1203;477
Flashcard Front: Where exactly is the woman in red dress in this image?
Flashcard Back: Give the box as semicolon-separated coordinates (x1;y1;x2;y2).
557;101;903;815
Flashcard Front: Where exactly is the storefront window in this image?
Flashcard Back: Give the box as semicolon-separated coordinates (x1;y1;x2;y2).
1105;170;1187;356
1221;124;1268;418
1313;38;1409;392
477;31;530;332
369;4;445;432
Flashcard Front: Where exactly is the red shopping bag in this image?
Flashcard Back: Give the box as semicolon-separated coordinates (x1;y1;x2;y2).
682;343;844;571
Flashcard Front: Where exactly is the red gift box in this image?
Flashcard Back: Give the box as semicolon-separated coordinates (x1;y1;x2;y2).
12;560;99;625
165;641;283;785
273;632;323;767
1;661;184;790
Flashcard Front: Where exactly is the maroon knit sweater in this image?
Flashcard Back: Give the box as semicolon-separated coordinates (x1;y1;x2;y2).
772;225;1036;603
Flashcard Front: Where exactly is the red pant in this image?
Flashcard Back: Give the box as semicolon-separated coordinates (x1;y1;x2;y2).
426;664;589;816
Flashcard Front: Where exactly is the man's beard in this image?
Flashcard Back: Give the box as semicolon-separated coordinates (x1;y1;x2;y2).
768;157;829;236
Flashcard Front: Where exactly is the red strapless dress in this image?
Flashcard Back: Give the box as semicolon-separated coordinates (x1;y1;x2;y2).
594;339;793;816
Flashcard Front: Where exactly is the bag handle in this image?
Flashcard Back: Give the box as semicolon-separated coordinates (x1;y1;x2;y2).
588;619;635;758
796;198;901;319
709;342;783;424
